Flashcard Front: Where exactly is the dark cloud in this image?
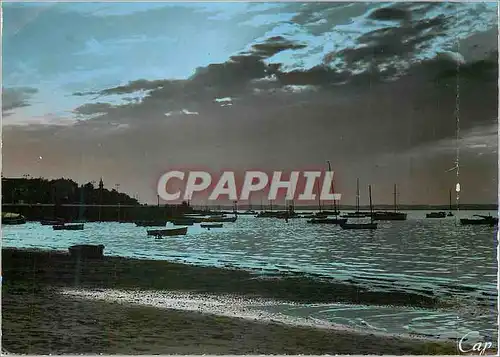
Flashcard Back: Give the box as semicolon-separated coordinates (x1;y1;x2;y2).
2;86;38;115
73;102;115;116
333;15;447;69
250;36;307;58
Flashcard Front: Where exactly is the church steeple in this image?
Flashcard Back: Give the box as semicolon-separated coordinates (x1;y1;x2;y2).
98;177;104;190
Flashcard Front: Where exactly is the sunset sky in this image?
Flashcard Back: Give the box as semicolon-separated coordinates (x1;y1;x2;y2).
2;1;498;205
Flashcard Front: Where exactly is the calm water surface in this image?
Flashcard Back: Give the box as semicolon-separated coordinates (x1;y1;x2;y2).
3;210;497;340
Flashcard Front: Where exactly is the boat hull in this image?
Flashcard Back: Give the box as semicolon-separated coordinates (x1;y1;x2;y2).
373;212;407;221
147;227;188;237
2;218;27;225
307;218;348;224
203;216;237;223
460;218;498;226
426;212;447;218
341;212;371;218
200;223;223;228
41;220;64;225
53;224;84;230
135;221;167;227
170;220;195;226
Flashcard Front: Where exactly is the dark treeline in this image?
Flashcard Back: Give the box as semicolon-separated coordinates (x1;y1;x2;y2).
2;177;138;205
2;177;193;222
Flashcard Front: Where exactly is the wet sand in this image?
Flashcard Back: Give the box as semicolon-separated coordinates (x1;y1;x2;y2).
2;248;461;354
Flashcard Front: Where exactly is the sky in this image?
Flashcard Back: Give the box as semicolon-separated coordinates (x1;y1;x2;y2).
2;1;498;205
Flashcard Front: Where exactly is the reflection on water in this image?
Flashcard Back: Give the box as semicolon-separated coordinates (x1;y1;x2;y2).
3;211;497;340
256;303;497;340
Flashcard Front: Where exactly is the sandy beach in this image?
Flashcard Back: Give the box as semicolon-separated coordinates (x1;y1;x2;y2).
2;247;465;354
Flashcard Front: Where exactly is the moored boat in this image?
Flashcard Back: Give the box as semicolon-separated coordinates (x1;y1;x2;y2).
426;211;447;219
2;213;27;225
373;184;407;221
342;212;371;218
147;227;188;237
170;219;195;226
203;215;237;223
135;220;167;227
307;218;347;224
373;211;407;221
460;215;498;226
53;223;84;230
41;218;65;225
200;223;223;228
340;184;378;230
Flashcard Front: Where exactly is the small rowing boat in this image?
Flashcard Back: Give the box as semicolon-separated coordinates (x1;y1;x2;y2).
147;227;188;237
53;223;84;230
200;223;223;228
135;220;167;227
426;211;446;219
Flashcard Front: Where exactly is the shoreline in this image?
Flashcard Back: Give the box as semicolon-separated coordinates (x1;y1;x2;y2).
0;247;473;354
2;247;443;307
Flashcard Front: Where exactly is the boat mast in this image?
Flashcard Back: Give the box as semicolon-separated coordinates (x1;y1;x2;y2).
327;160;337;216
449;189;452;211
369;184;374;223
356;178;360;212
316;179;322;212
393;184;397;213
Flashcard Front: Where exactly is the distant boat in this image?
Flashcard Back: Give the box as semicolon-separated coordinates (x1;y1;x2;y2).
342;211;371;218
201;223;223;228
460;215;498;226
40;218;65;225
147;227;188;237
255;210;299;219
135;220;167;227
53;223;84;230
170;219;195;226
340;184;378;230
426;189;454;218
426;211;447;219
2;212;27;225
307;218;347;225
373;184;407;221
203;215;237;223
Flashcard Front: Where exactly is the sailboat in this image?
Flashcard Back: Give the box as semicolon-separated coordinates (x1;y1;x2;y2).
426;189;454;218
373;184;407;221
308;161;346;224
340;185;378;230
342;178;371;218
